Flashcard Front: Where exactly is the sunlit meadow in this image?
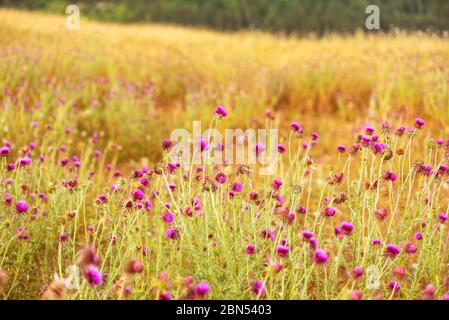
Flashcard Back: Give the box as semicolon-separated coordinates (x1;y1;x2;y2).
0;9;448;300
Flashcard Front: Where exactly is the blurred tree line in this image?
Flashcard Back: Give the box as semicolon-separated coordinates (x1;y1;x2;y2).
1;0;448;34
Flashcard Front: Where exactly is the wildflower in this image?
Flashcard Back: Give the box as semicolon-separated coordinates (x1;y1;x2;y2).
439;164;448;172
232;182;243;193
276;244;289;258
438;212;448;223
415;118;425;129
360;135;371;146
384;170;397;182
374;208;388;221
125;260;144;274
255;143;266;156
132;188;145;201
215;105;227;118
84;265;103;287
349;290;363;300
58;233;68;243
161;139;174;150
195;282;210;297
334;226;342;236
261;228;276;242
96;194;108;204
165;228;179;239
385;243;401;258
245;244;256;255
341;221;354;235
215;172;226;184
314;249;329;264
251;280;266;297
394;267;407;278
415;232;423;240
422;284;435;300
324;207;336;217
328;172;344;185
272;178;283;190
18;156;32;167
396;126;406;136
309;237;318;250
290;122;302;133
373;142;387;154
15;200;29;214
405;243;417;254
160;291;173;300
351;267;364;278
0;146;10;156
296;206;307;215
337;145;346;153
198;139;209;152
389;281;401;292
277;144;286;153
372;239;381;246
365;126;375;135
162;212;175;224
311;132;319;141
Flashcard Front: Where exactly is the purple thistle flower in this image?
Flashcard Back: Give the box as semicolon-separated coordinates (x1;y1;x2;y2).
309;237;318;249
162;212;175;224
165;228;179;239
272;178;283;190
405;243;417;254
18;156;32;167
290;122;302;132
246;244;256;255
384;170;397;182
365;126;375;135
389;281;401;292
302;230;314;240
415;118;425;129
351;267;364;278
0;146;10;156
337;145;347;153
255;143;266;156
385;243;401;258
215;172;226;184
195;282;210;297
324;207;336;217
15;200;29;214
314;249;329;264
199;139;209;152
276;244;289;258
215;105;228;118
132;188;145;201
438;212;448;223
373;142;387;154
341;221;354;235
161;139;174;150
232;182;243;193
277;144;286;153
84;265;103;287
251;280;266;297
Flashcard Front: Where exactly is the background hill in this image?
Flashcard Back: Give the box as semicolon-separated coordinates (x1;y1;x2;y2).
1;0;449;35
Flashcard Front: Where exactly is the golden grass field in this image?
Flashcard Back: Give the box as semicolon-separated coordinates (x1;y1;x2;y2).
0;9;448;300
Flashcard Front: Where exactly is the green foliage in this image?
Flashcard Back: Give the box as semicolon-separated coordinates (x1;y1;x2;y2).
1;0;449;34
